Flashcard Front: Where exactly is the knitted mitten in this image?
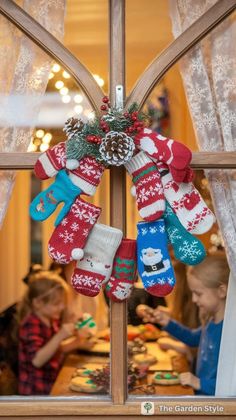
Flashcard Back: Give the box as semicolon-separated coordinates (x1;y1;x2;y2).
34;142;66;179
137;220;176;297
157;162;215;234
68;156;105;196
164;202;206;265
30;169;81;225
105;239;137;302
135;128;193;183
71;224;123;297
48;198;101;264
125;151;165;221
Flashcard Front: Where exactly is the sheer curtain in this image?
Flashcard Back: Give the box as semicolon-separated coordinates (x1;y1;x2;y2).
0;0;66;227
169;0;236;396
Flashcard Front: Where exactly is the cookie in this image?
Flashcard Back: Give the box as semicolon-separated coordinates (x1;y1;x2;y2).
133;353;157;366
152;371;180;385
70;376;102;393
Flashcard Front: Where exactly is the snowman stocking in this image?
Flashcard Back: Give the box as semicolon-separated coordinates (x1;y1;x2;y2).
157;162;215;234
48;198;101;264
105;239;137;302
125;151;165;221
137;220;176;297
164;202;206;265
71;224;123;297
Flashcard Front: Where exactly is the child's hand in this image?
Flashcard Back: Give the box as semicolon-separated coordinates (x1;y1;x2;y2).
179;372;200;390
152;306;170;327
60;322;75;340
136;304;154;322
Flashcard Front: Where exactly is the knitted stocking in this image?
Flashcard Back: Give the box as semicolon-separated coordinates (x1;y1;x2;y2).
105;239;137;302
125;151;165;221
135;128;193;183
157;162;215;234
71;224;123;297
30;170;81;225
34;141;105;196
137;220;176;297
48;198;101;264
164;202;206;265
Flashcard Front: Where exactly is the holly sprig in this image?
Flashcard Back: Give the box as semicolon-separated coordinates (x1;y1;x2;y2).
65;97;149;163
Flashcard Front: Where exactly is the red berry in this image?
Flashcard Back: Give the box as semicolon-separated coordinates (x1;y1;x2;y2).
131;115;137;121
134;121;140;128
124;112;130;118
100;105;107;111
102;96;109;103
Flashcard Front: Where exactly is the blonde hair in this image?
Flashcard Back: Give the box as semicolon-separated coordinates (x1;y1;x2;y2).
188;254;230;289
18;270;69;321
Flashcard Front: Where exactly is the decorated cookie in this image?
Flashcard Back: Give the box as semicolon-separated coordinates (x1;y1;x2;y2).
152;370;180;385
70;376;103;393
72;364;98;378
133;353;157;366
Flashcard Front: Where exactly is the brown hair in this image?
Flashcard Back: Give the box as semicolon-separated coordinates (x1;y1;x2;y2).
187;253;230;289
18;270;68;321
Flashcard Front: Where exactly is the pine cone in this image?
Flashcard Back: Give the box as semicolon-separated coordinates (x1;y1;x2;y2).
63;117;84;139
99;130;135;166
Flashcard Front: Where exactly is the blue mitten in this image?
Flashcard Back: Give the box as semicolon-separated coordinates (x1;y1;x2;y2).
30;169;82;226
137;219;176;297
164;202;206;265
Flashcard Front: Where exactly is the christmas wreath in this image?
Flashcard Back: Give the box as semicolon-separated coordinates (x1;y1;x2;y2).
30;97;215;300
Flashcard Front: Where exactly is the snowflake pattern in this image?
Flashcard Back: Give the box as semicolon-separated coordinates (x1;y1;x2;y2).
59;230;74;243
48;245;67;264
178;240;204;262
71;222;79;232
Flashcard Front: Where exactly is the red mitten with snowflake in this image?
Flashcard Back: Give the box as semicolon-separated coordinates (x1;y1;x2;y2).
135;128;193;183
157;162;215;234
105;239;137;302
125;151;165;221
48;198;101;264
71;224;123;297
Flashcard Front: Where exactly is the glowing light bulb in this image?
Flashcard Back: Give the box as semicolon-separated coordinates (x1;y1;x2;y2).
40;143;49;152
49;72;54;80
62;95;71;103
93;74;104;87
43;133;52;143
28;143;37;152
62;70;70;79
52;63;61;73
36;129;45;138
60;87;69;95
74;105;83;114
74;94;83;104
55;80;64;89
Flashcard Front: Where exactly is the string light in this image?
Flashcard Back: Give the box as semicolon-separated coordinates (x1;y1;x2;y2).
62;95;71;103
52;63;61;73
74;105;83;114
55;80;64;89
74;94;83;104
60;87;69;95
36;129;45;138
62;70;70;79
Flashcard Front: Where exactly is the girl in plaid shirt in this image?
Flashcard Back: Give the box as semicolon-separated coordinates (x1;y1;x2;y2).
18;271;90;395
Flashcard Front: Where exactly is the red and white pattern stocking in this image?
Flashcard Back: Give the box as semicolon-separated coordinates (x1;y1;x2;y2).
135;128;193;183
48;198;101;264
157;162;215;234
34;142;66;179
125;151;165;221
71;224;123;297
68;156;105;196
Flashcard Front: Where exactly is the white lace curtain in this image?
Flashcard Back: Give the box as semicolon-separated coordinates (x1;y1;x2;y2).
0;0;66;227
169;0;236;396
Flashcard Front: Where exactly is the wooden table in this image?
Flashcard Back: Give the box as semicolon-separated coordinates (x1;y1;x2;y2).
50;341;194;396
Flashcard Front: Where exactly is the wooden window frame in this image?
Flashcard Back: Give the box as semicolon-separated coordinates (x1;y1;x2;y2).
0;0;236;417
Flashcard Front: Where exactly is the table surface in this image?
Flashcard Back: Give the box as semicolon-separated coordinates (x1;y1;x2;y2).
50;340;194;396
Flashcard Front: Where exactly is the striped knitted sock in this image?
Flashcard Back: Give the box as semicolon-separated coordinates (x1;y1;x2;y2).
105;239;137;302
